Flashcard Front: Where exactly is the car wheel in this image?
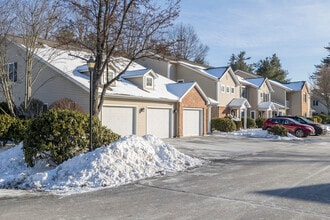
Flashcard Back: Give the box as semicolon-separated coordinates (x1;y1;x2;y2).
295;129;305;137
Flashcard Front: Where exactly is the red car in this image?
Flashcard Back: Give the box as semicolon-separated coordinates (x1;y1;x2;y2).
262;117;315;137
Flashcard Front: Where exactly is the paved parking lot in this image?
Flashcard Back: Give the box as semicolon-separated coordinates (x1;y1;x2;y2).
1;134;330;219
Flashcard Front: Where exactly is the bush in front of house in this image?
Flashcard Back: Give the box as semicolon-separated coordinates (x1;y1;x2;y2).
0;114;14;146
315;114;330;124
49;97;85;113
23;109;121;167
211;118;236;132
2;117;30;146
245;117;256;128
255;117;266;128
17;98;46;119
268;125;288;136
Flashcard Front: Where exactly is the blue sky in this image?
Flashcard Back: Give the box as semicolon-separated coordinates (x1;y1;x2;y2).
176;0;330;82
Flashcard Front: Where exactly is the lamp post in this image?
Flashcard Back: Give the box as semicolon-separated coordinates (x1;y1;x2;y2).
87;56;95;151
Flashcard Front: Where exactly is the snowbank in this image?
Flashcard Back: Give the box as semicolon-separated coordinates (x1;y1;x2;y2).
212;128;301;140
0;135;203;195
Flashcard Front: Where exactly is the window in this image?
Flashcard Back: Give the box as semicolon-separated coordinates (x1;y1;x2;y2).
250;111;255;119
241;87;247;98
226;86;230;94
263;93;270;102
146;76;153;88
8;62;17;82
231;87;235;94
303;93;307;103
221;85;225;93
177;79;184;83
313;100;318;106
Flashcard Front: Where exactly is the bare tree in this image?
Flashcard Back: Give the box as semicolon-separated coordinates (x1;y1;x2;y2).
11;0;64;113
166;23;209;64
0;1;16;115
310;65;330;114
64;0;180;115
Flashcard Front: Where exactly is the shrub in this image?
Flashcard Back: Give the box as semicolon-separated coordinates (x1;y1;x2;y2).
23;109;120;167
211;118;236;132
255;117;266;128
0;114;14;146
316;114;330;124
245;117;256;128
312;115;322;123
49;98;85;113
3;118;30;145
268;125;288;136
17;98;46;119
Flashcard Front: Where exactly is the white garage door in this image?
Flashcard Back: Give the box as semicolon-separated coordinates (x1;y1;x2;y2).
183;109;202;136
102;106;135;136
147;108;171;138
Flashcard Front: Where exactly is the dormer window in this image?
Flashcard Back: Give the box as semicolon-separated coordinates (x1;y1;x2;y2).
146;76;153;88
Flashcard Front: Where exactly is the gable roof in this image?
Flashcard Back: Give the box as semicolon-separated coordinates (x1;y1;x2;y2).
283;81;307;91
244;77;265;88
203;67;229;79
166;82;210;104
269;80;292;91
241;77;274;92
9;39;191;102
228;98;251;108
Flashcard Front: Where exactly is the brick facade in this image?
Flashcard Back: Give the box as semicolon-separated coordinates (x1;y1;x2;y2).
177;87;208;137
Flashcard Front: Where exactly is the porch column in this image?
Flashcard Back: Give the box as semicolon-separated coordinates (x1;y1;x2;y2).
244;108;247;129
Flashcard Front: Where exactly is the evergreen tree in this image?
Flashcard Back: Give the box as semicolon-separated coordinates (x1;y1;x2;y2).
228;51;254;73
254;54;289;83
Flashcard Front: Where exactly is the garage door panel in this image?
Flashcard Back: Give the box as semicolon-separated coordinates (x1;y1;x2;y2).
183;109;202;137
147;108;171;138
102;106;135;136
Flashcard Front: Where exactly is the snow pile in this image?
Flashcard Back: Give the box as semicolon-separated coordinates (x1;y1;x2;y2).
213;128;301;140
0;135;203;195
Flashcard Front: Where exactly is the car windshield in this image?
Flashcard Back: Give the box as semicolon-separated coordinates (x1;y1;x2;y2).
299;117;315;124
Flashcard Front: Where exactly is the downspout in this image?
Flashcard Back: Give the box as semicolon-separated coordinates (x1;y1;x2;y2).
167;62;171;79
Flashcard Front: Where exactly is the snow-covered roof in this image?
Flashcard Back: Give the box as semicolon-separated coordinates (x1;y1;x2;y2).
21;43;193;102
258;101;276;110
108;71;179;101
228;98;251;108
121;69;157;79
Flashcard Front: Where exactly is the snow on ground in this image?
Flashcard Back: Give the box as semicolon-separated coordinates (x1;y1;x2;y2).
1;127;329;195
212;128;301;140
0;135;203;195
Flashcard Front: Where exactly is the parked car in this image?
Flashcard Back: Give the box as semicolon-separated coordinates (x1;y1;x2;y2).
277;115;327;135
262;117;315;137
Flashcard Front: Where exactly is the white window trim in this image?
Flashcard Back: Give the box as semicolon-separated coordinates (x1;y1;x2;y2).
145;76;153;88
226;86;230;94
231;87;235;94
221;85;225;93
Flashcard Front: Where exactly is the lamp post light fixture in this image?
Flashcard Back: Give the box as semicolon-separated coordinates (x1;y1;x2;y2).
87;56;95;151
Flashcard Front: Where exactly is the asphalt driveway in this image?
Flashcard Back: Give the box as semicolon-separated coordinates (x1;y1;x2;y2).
1;134;330;219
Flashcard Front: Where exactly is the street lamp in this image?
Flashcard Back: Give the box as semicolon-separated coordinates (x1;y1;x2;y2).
87;56;95;151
